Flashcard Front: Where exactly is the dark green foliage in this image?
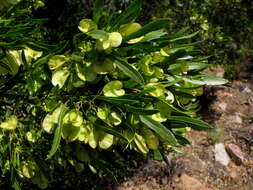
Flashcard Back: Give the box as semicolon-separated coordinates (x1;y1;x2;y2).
0;0;229;189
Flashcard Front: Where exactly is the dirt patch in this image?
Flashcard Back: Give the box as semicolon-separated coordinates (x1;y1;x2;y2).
111;72;253;190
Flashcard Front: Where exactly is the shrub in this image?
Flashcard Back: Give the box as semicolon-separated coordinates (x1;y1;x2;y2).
0;0;228;189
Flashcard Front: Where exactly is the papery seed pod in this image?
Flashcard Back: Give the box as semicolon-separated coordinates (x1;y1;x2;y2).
6;50;21;75
75;63;97;81
42;106;61;133
165;90;174;103
0;116;18;130
108;32;122;48
141;128;159;150
51;67;70;88
96;39;110;50
78;19;98;33
18;161;37;179
26;131;37;143
62;124;81;142
98;131;114;149
88;127;99;149
48;55;68;70
78;123;92;143
108;111;122;126
151;112;167;122
92;58;115;74
134;133;149;154
24;47;42;63
146;83;166;98
119;23;142;37
103;80;125;97
63;110;83;127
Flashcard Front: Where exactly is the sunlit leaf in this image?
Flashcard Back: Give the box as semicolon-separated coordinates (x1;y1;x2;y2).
103;80;125;97
139;115;177;146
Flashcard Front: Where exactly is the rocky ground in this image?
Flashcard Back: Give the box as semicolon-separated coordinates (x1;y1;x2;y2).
110;72;253;190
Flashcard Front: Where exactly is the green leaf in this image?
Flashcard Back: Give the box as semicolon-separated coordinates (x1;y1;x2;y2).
124;105;159;115
167;116;213;130
33;54;52;68
188;62;208;72
87;30;108;40
47;104;67;159
97;125;127;141
139;115;177;146
93;0;104;24
11;178;21;190
161;50;188;66
174;134;191;145
111;0;142;30
94;96;139;105
159;99;190;116
153;150;164;161
26;40;64;52
140;30;167;42
169;31;199;42
124;18;170;42
182;74;229;85
113;57;145;85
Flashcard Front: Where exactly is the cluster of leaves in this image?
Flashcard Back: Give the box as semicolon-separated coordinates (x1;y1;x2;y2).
0;0;228;189
116;0;253;77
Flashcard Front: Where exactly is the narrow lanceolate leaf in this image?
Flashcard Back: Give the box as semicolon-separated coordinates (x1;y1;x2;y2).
33;54;52;68
169;31;199;42
113;58;145;85
86;30;109;40
187;62;208;72
167;116;213;130
124;18;170;42
140;30;167;42
111;0;142;30
97;125;127;141
139;115;177;146
125;105;159;115
94;96;139;105
93;0;104;24
26;40;62;52
182;74;229;86
160;99;190;116
47;104;67;159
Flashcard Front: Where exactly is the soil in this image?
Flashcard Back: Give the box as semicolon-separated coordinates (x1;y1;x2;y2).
109;72;253;190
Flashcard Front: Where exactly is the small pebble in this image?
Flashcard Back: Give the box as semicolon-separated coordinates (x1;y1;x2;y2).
240;86;252;93
218;102;227;111
229;114;242;124
213;143;230;166
226;143;245;165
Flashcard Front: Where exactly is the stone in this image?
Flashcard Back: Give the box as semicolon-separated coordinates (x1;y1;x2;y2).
213;143;230;166
229;114;242;124
218;102;227;111
240;86;252;93
177;173;213;190
226;143;245;165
